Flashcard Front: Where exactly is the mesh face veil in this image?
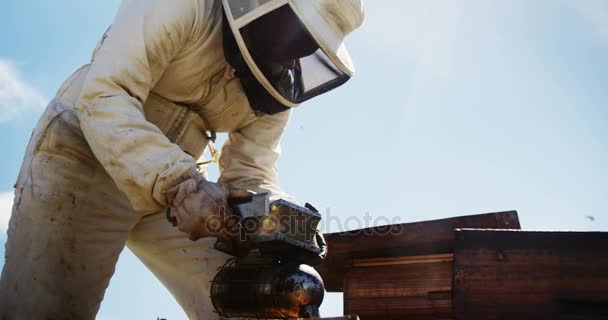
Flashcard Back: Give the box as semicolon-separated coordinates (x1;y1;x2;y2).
222;0;361;108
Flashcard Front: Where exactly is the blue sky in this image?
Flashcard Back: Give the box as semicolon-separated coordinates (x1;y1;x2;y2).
1;0;607;319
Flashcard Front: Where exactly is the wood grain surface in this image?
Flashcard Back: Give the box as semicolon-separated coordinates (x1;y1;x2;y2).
453;229;608;320
317;211;520;292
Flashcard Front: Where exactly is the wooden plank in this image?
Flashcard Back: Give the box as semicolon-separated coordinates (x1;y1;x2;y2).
260;317;360;320
352;254;454;267
345;259;453;320
317;211;520;292
453;229;608;320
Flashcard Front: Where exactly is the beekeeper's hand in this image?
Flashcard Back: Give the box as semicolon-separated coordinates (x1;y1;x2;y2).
166;168;250;241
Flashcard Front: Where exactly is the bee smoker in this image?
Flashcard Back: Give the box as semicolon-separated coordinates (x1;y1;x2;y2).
210;194;326;319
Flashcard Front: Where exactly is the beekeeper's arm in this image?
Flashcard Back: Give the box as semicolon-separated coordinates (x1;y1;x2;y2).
219;110;296;203
75;0;199;213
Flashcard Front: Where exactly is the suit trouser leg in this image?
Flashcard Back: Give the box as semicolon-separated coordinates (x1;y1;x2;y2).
127;213;231;320
0;102;138;320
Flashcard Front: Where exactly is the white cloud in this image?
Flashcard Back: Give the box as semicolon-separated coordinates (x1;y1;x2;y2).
0;192;14;232
0;59;47;123
569;0;608;37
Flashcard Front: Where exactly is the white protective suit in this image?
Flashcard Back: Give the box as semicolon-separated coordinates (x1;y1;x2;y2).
0;0;294;319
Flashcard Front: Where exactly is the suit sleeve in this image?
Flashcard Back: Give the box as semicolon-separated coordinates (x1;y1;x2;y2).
219;110;297;203
75;0;199;213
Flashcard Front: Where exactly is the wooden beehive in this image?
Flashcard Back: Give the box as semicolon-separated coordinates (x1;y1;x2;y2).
316;211;521;319
317;212;608;319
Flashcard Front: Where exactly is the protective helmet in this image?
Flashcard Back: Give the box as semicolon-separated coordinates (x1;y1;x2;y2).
222;0;365;108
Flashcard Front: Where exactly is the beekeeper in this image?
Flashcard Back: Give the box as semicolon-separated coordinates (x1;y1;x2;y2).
0;0;364;318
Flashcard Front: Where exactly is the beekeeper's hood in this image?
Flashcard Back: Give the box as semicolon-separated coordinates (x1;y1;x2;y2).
222;0;365;113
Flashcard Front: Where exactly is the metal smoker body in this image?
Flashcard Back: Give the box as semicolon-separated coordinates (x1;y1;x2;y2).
211;194;325;319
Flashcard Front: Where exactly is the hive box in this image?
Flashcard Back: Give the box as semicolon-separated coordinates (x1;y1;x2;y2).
317;212;608;319
452;229;608;319
317;211;521;319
